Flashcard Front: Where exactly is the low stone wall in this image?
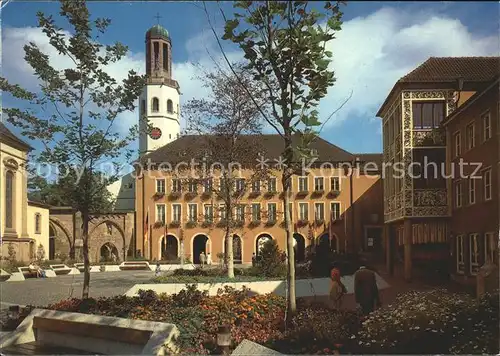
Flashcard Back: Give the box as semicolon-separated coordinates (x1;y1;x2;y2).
125;274;390;298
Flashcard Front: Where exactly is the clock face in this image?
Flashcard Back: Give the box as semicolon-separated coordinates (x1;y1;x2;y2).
150;127;162;140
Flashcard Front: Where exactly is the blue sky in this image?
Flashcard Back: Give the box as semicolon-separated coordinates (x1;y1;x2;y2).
2;1;499;162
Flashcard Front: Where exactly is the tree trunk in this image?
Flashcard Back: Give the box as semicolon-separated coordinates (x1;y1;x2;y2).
81;210;91;299
180;239;185;265
283;141;296;317
226;225;234;278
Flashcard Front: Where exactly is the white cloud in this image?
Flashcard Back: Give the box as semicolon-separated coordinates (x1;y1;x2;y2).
3;6;497;144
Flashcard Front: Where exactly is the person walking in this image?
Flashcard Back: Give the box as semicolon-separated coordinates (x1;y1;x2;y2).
354;266;381;315
200;252;206;267
329;267;347;310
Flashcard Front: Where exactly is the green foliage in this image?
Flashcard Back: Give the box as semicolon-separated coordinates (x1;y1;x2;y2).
36;244;46;262
255;239;287;277
7;244;16;262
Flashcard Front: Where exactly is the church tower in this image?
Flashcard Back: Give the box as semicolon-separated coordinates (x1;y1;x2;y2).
139;23;180;155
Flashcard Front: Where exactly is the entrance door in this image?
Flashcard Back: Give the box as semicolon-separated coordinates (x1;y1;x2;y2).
365;227;383;254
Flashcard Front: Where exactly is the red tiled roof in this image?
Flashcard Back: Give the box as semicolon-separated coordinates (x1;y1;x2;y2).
377;56;500;117
0;122;32;151
400;57;500;83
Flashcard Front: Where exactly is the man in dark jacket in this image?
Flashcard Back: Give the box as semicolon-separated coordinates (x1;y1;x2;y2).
354;266;381;315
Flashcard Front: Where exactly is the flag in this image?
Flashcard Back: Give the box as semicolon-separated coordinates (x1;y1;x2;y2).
144;206;149;257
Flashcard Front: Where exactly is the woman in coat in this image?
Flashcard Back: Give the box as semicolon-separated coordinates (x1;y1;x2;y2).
329;267;347;310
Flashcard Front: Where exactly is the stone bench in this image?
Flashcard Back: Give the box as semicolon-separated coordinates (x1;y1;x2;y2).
119;261;151;271
74;263;101;273
0;269;11;282
0;308;180;355
17;267;39;279
49;264;73;275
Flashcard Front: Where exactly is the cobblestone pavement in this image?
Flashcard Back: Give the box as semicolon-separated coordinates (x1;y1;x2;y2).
0;271;155;306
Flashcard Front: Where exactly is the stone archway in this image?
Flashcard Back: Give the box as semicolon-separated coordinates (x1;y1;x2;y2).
317;233;338;253
161;235;179;261
48;218;72;260
89;220;125;263
100;242;119;262
293;233;306;262
192;234;209;264
256;233;273;256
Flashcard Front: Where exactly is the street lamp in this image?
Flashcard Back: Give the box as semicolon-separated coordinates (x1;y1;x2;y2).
217;325;231;355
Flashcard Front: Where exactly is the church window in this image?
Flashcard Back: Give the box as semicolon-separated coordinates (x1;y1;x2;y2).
167;99;173;113
35;213;41;234
163;43;168;71
153;42;160;70
5;171;14;228
152;97;159;112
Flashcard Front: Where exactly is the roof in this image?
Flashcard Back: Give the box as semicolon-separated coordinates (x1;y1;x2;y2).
138;134;382;170
0;122;32;151
377;56;500;117
146;24;169;39
28;200;51;209
442;76;500;126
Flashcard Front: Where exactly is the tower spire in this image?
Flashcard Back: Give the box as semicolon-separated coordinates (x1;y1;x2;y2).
154;12;161;24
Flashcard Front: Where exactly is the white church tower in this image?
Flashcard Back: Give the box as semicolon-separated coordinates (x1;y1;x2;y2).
139;23;180;155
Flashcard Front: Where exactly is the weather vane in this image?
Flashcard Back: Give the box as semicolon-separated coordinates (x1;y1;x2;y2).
154;12;161;24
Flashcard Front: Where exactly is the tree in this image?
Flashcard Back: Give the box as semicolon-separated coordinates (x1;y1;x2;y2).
206;0;345;315
1;0;145;298
180;62;269;278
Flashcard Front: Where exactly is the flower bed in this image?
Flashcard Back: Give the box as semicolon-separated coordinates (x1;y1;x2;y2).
26;287;498;355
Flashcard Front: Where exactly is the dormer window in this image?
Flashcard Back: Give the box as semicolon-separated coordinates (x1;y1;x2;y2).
152;97;159;112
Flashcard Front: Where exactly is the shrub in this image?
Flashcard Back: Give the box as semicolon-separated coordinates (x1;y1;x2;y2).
254;240;286;277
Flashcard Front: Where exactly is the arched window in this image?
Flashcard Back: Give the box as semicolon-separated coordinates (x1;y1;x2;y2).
5;171;14;228
152;97;159;112
167;99;173;113
35;213;41;234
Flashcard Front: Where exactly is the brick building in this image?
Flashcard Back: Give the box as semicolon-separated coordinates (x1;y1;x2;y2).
442;75;499;284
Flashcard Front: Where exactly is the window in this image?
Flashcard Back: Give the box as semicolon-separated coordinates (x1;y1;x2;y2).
5;171;13;228
468;178;475;205
330;176;340;191
156;204;166;223
251;180;261;193
298;177;308;192
188;204;198;222
219;204;227;221
188;179;197;193
162;43;168;71
251;203;261;221
456;235;464;273
314;177;324;191
267;203;277;222
455;181;462;208
482;111;491;141
35;213;41;234
298;202;309;221
153;42;159;66
235;205;245;222
167;99;173;114
156;179;166;193
203;178;212;193
235;178;245;192
412;102;445;129
466;123;475;150
204;205;213;223
453;132;461;157
330;202;341;220
469;233;480;274
484;169;492;201
172;204;181;222
172;179;182;193
288;202;293;222
152;97;159;112
267;177;277;192
485;232;495;263
141;99;146;114
314;203;324;221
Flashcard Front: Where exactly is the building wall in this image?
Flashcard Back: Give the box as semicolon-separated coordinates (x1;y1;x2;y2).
27;204;50;260
135;167;383;262
446;85;499;278
0;142;29;240
138;84;180;154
